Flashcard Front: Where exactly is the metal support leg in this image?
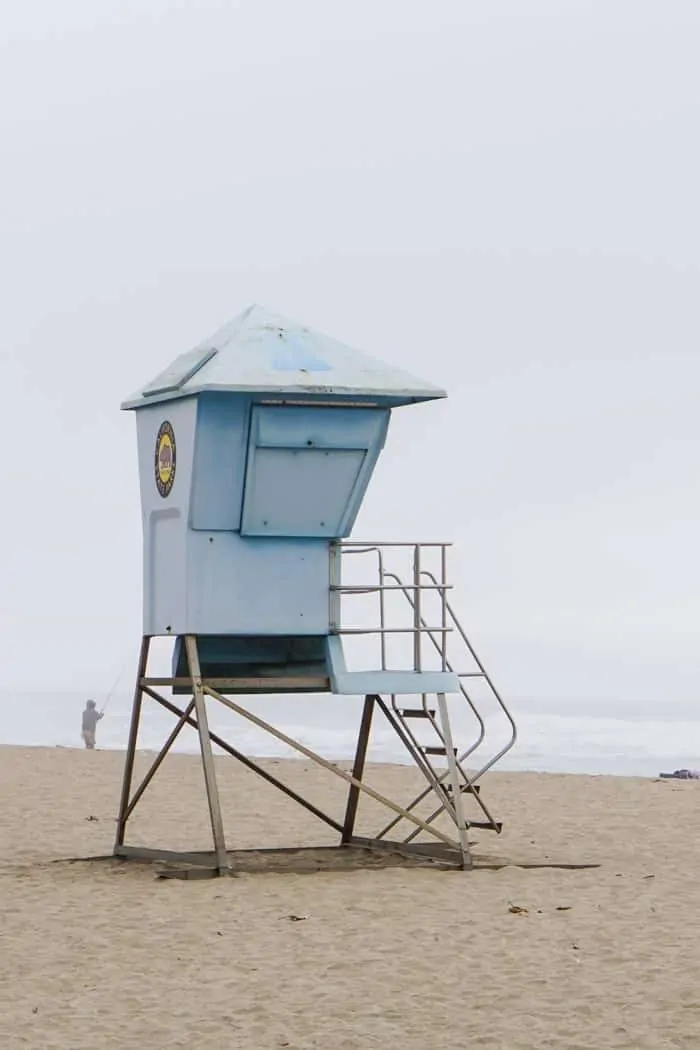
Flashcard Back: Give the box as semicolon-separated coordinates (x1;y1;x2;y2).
114;637;150;852
185;636;229;875
341;695;375;844
436;692;473;870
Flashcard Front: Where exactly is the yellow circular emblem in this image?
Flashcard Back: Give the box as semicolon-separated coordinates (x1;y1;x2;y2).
155;421;176;498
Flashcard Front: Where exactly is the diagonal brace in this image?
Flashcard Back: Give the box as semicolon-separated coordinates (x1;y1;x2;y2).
203;684;460;850
141;686;344;834
123;698;195;823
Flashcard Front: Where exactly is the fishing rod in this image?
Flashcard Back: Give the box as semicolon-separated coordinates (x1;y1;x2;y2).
100;659;129;715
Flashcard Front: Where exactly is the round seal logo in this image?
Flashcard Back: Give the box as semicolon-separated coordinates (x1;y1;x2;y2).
154;421;176;498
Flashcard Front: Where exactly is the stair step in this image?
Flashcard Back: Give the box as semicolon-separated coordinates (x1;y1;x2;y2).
421;746;458;757
398;708;436;719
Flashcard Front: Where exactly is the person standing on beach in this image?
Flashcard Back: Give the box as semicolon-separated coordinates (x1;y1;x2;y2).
81;700;103;749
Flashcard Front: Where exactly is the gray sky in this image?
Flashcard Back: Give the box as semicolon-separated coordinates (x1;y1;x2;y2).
0;0;698;712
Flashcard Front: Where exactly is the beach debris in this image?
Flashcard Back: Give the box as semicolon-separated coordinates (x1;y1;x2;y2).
508;904;528;915
643;874;655;880
571;943;580;950
85;815;99;822
556;906;572;911
283;914;308;922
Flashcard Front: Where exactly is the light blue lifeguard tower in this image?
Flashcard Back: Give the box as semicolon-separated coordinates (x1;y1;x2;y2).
114;305;516;874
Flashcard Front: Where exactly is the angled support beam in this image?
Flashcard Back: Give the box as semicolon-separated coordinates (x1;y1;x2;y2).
185;636;229;875
142;685;344;834
374;696;459;830
123;698;195;823
341;694;375;844
203;684;459;850
436;692;473;870
114;637;151;851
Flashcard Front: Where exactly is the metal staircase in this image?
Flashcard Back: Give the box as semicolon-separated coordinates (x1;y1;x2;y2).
331;542;517;852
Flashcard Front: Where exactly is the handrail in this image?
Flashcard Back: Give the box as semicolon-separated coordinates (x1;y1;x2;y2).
420;568;518;776
380;567;517;844
373;569;498;838
381;570;486;760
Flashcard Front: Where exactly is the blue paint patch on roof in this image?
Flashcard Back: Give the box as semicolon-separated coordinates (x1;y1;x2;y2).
270;333;333;372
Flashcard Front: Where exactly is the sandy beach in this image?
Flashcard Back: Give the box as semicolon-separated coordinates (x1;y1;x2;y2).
1;745;699;1049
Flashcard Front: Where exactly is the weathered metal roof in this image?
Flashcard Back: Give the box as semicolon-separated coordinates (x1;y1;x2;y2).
121;304;446;410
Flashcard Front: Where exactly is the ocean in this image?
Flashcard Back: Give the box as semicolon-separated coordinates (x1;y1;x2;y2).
2;689;698;778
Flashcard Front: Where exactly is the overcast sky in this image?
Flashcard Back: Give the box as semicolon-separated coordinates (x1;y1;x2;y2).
0;0;698;713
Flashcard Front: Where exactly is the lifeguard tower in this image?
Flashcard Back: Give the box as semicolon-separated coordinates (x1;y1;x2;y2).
114;305;516;874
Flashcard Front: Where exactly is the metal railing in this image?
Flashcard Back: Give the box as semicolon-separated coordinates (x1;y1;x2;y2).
328;540;518;791
329;541;453;672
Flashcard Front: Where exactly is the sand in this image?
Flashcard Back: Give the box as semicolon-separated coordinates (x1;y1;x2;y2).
1;745;700;1049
